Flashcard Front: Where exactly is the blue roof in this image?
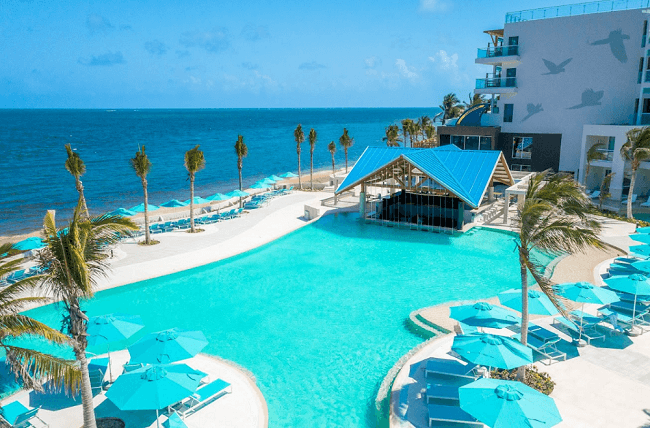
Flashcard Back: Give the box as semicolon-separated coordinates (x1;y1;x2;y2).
336;146;508;208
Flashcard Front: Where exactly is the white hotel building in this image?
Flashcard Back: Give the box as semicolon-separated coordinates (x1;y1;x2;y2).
437;0;650;201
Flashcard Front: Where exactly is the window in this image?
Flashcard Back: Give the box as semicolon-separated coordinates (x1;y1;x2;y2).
507;36;519;55
644;98;650;114
512;136;533;159
644;21;648;47
508;36;519;46
608;136;615;151
506;68;516;77
635;99;640;123
503;104;513;122
452;135;464;149
480;136;492;150
465;136;480;150
511;164;531;172
641;58;645;83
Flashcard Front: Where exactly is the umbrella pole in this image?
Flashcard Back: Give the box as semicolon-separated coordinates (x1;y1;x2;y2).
107;345;113;383
156;408;161;428
578;303;584;344
633;294;638;333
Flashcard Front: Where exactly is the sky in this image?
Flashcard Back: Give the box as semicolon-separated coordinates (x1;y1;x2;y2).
1;0;586;108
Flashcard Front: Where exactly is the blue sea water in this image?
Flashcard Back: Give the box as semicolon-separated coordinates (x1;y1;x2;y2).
0;108;438;235
22;214;552;427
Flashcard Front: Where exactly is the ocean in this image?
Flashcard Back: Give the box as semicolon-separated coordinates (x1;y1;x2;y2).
0;108;438;236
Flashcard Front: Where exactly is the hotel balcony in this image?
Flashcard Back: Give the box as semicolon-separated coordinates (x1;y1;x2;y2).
475;45;520;65
474;76;517;95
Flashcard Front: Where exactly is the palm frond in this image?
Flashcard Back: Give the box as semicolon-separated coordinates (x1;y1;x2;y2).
4;345;80;394
0;314;72;345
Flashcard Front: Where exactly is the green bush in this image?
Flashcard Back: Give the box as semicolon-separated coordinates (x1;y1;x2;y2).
490;366;555;395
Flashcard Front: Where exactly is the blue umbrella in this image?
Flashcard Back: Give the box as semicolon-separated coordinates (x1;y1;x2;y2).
268;174;284;181
251;182;271;189
130;203;160;213
107;208;137;217
452;333;533;370
557;281;620;342
160;199;188;208
106;364;206;428
259;178;276;185
631;260;650;273
605;274;650;330
226;189;249;198
498;289;559;316
206;193;230;201
630;244;650;257
128;328;208;364
279;171;298;178
163;412;188;428
87;314;145;382
184;196;211;205
459;378;562;428
12;237;46;251
630;234;650;244
450;302;520;329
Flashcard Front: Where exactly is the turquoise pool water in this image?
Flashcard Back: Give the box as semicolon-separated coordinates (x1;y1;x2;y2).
24;213;550;427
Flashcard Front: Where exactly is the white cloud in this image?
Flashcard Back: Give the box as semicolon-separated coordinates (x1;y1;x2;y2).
395;59;418;79
364;56;381;69
431;50;458;71
419;0;450;12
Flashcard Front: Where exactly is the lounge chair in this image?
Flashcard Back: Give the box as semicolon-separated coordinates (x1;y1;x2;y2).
425;383;472;403
514;333;566;365
5;270;27;284
89;367;108;394
425;358;479;380
615;291;650;304
552;316;605;344
608;300;649;315
641;198;650;207
173;378;231;418
527;322;560;343
428;404;483;427
622;194;638;204
598;306;650;330
0;401;48;427
590;190;600;199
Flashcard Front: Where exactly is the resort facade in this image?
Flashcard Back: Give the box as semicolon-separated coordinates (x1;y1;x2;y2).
438;0;650;200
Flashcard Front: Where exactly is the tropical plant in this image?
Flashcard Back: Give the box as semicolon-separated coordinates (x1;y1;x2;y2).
464;93;487;108
234;135;248;208
423;124;437;141
339;128;354;173
37;205;137;428
584;142;606;184
0;244;80;395
328;141;336;173
309;128;317;190
130;146;152;245
294;124;305;190
514;171;605;379
439;93;463;123
383;125;402;147
620;127;650;219
401;119;413;148
64;144;90;218
418;116;432;140
599;172;614;211
184;145;206;232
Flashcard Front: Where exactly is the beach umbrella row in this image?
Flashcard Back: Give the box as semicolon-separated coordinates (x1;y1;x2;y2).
498;289;559;316
450;302;519;329
11;237;46;251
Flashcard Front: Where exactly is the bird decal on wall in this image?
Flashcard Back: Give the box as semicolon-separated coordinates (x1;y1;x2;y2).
521;103;543;122
567;89;604;109
541;58;572;75
590;29;630;63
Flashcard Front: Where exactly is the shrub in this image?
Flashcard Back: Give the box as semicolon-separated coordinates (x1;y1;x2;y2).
490;366;555;395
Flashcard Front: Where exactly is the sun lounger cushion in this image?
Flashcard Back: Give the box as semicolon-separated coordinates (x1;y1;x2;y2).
428;404;482;426
528;323;560;342
194;378;230;403
0;401;44;427
426;384;460;403
425;358;478;379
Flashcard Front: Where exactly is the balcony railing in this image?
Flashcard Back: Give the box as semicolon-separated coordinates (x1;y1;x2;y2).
595;148;614;162
475;77;517;89
477;45;519;58
506;0;650;23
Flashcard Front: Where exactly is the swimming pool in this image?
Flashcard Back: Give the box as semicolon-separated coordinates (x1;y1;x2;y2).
24;213;551;427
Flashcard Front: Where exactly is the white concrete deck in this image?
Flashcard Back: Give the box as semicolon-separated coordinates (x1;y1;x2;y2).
389;215;650;428
1;351;266;428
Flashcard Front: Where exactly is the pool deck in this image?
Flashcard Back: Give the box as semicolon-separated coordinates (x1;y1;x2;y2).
390;215;650;428
0;351;267;428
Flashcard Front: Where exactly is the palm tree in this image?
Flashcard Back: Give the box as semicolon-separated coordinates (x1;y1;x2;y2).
309;128;317;190
328;141;336;173
514;171;605;379
620;127;650;219
584;143;606;184
464;93;487;108
184;145;206;232
64;144;90;218
424;124;437;142
0;244;80;394
401;119;413;147
130;146;152;245
339;128;354;173
418;116;432;140
439;93;462;123
38;205;137;428
294;124;305;190
599;172;614;211
383;125;402;147
411;121;421;144
234;135;248;208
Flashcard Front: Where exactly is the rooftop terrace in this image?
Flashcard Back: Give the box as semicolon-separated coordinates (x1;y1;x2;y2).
506;0;650;23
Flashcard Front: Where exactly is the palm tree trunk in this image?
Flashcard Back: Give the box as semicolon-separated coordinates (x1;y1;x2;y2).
516;249;529;381
298;152;302;190
584;164;590;185
627;168;637;219
345;149;349;173
143;179;150;245
190;174;195;232
76;178;90;218
310;151;314;191
74;347;97;428
331;153;335;173
238;165;243;209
